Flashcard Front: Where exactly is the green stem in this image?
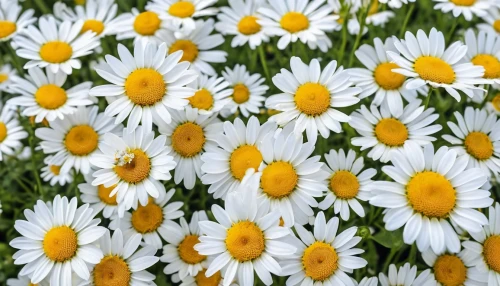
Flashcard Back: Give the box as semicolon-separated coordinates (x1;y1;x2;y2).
382;247;398;273
348;5;370;67
447;19;459;44
28;125;44;199
258;45;271;85
408;244;417;264
338;5;351;64
399;3;415;38
424;87;434;109
33;0;51;14
5;44;23;74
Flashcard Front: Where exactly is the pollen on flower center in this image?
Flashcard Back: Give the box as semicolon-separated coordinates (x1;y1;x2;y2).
0;73;7;83
43;226;78;262
65;125;99;156
261;161;298;199
450;0;476;6
131;199;164;233
238;16;261;35
35;84;68;110
40;41;73;64
0;122;7;142
492;94;500;111
280;12;309;33
229;145;263;180
169;40;199;63
172;122;206;157
407;171;456;218
374;62;406;90
414;56;456;84
433;254;467;286
330;171;360;199
188;89;213;110
93;255;131;286
50;165;61;175
0;21;16;39
294;83;330;116
472;54;500;79
232;83;250;104
168;1;196;18
494;20;500;33
483;235;500;273
125;68;166;106
464;131;493;160
375;118;408;147
81;19;105;35
302;241;338;281
114;149;151;184
98;184;117;205
133;11;161;35
195;269;222;286
225;221;265;262
178;235;206;264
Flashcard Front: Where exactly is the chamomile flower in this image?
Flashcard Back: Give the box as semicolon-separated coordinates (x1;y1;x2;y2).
378;0;415;9
89;40;198;131
463;29;500;84
0;64;15;92
7;274;47;286
266;57;361;141
79;174;120;218
0;104;28;161
370;142;493;253
41;156;73;186
433;0;490;21
349;100;442;163
0;0;35;42
220;64;268;117
185;74;233;115
109;188;184;250
477;8;500;35
113;8;169;44
422;249;477;286
280;212;367;286
91;126;176;212
13;17;100;74
35;106;123;175
9;195;106;286
318;149;376;221
8;67;93;123
378;263;436;286
388;28;487;102
442;107;500;176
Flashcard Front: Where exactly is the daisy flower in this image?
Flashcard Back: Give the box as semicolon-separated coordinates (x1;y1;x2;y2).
7;274;47;286
464;29;500;85
91;126;176;212
388;28;487;102
8;67;93;123
159;18;227;76
79;174;120;219
185;74;233;115
0;0;35;42
422;248;478;286
349;100;442;163
89;40;198;131
318;149;376;221
0;64;16;92
477;8;500;35
487;92;500;115
9;195;106;285
347;1;395;35
280;212;367;286
113;8;169;44
433;0;489;21
220;64;269;117
370;141;493;253
35;106;122;175
355;277;378;286
109;188;184;250
41;155;73;186
378;263;436;286
0;104;28;161
158;106;222;189
266;57;361;141
194;186;297;286
178;268;233;286
200;116;277;199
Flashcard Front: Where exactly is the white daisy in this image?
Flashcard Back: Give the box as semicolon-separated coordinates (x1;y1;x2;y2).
9;195;106;286
433;0;490;21
178;268;233;286
0;104;28;161
422;248;479;286
113;8;170;44
79;174;120;219
0;0;35;42
41;155;73;186
0;64;16;92
370;141;493;253
7;274;47;286
347;1;395;35
378;263;436;286
477;8;500;35
185;73;233;115
463;29;500;85
355;277;378;286
487;93;500;115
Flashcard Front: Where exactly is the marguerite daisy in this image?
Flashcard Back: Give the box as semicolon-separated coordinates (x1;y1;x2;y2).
477;8;500;35
185;74;233;115
0;64;16;92
113;8;169;44
487;93;500;115
433;0;490;21
79;174;120;218
463;29;500;84
41;155;73;186
422;248;477;286
378;263;436;286
0;104;28;161
0;0;35;42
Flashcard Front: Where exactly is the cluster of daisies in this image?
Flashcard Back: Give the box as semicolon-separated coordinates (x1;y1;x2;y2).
1;0;500;285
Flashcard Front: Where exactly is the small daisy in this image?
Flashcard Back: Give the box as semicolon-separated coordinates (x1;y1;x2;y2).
179;268;232;286
280;212;367;286
91;126;176;212
379;0;415;9
158;106;222;189
422;249;477;286
0;64;16;92
113;8;169;44
109;188;184;250
378;263;436;286
89;40;198;131
370;141;493;253
349;100;442;163
8;67;93;123
463;29;500;85
347;1;395;35
7;274;47;286
266;57;361;141
35;106;122;175
477;8;500;35
220;64;268;117
433;0;490;21
79;174;120;218
0;0;35;42
9;195;106;286
318;149;376;221
487;92;500;115
0;104;28;161
185;74;233;115
41;155;73;186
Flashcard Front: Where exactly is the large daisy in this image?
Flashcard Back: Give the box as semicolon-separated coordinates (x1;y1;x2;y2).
41;155;73;186
113;8;169;44
185;74;233;115
378;263;436;286
79;174;120;219
463;29;500;84
422;248;479;286
0;104;28;161
0;0;35;42
433;0;490;21
370;142;493;253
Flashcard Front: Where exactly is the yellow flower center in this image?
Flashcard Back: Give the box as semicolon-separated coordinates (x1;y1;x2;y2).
0;21;16;39
329;171;359;199
261;161;298;199
225;221;265;262
232;83;250;104
0;73;8;83
65;125;99;156
178;235;206;264
472;54;500;79
168;40;199;63
29;283;38;286
40;41;73;64
168;1;196;18
294;83;330;116
0;122;7;143
35;84;68;110
464;131;493;160
75;0;85;4
134;11;161;36
280;12;309;33
492;94;500;111
43;226;78;262
172;122;206;157
374;62;406;90
367;0;379;15
414;56;456;84
238;16;261;35
93;255;131;286
494;20;500;33
484;235;500;273
195;269;222;286
114;149;151;184
450;0;476;6
407;171;456;218
279;217;285;226
131;199;164;233
98;184;117;205
188;89;213;110
81;19;105;35
374;118;408;147
30;116;49;126
229;145;263;180
302;241;338;281
125;68;166;106
50;165;61;175
433;254;467;286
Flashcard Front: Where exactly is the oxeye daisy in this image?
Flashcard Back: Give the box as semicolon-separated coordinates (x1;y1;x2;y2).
477;8;500;35
318;149;376;221
185;74;233;115
194;187;297;286
266;57;361;141
388;28;487;102
442;107;500;176
9;195;107;286
91;126;176;212
113;8;169;44
433;0;490;21
280;212;367;286
370;142;493;253
422;249;476;286
0;64;16;92
41;155;73;186
378;263;436;286
0;0;35;42
200;116;277;199
349;100;442;163
79;174;120;219
220;64;268;117
35;106;122;175
159;18;227;76
464;29;500;85
8;67;93;123
109;188;184;250
0;104;28;161
89;40;198;131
